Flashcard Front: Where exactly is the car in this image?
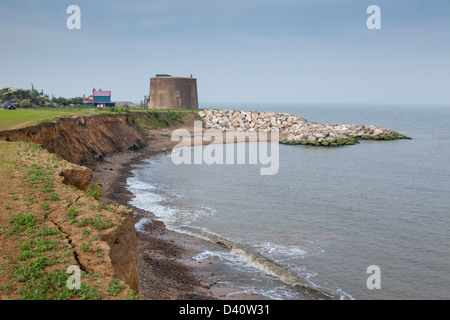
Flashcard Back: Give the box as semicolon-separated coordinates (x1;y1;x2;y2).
3;102;15;110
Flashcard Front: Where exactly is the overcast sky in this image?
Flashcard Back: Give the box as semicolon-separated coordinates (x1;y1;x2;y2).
1;0;449;105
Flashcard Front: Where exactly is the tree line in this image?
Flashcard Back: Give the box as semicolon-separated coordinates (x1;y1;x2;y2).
0;85;83;108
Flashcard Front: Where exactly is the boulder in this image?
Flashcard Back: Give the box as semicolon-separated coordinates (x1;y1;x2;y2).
372;128;384;136
315;133;325;139
59;164;93;191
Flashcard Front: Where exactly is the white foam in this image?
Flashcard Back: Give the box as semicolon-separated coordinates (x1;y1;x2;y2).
134;217;150;232
126;177;156;191
126;164;354;300
192;250;303;300
336;288;355;300
258;242;307;257
128;178;214;227
193;250;242;264
130;195;177;221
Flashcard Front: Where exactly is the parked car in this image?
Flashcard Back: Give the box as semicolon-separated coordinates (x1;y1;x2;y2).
3;102;15;110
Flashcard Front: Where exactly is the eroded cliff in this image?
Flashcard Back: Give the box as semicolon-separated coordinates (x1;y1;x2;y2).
0;113;148;298
0;114;148;167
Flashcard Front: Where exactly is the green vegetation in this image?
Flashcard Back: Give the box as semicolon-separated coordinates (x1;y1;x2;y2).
0;141;131;300
280;132;411;147
66;207;79;220
0;141;18;189
80;243;90;252
74;214;116;230
2;204;102;300
0;106;202;133
86;179;103;200
106;278;122;296
46;193;59;201
131;109;199;134
359;132;411;141
0;108;98;131
0;86;83;108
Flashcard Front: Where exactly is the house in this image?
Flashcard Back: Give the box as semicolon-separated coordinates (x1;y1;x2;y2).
83;88;116;107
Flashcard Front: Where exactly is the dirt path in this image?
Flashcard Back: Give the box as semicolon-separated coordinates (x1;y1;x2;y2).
8;120;35;130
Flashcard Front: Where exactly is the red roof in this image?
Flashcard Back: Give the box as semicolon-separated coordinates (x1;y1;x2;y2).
93;90;111;97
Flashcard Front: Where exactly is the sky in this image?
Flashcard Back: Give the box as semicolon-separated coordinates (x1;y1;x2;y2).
1;0;449;105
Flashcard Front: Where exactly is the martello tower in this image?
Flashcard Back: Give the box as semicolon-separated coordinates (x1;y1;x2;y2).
148;74;198;109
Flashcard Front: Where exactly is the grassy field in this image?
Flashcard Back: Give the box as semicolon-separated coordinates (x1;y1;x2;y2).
0;108;88;131
0;108;123;131
0;107;202;132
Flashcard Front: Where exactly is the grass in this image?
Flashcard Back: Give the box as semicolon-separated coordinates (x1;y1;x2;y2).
0;109;79;131
131;109;199;134
0;107;203;132
0;141;19;193
0;107;132;131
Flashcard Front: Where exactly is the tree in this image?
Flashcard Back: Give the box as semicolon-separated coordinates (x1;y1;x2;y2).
68;97;83;105
1;87;81;107
0;87;31;102
18;99;32;108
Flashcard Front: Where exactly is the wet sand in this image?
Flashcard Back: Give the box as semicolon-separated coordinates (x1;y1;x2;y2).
93;128;268;300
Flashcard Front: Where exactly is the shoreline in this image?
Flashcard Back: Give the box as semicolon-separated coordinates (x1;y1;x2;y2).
93;128;268;300
0;108;415;300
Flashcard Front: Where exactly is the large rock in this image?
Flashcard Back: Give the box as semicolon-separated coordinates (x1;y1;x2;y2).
59;164;93;191
372;128;384;136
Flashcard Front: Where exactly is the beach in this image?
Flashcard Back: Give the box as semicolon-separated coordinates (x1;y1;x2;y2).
118;105;450;300
93;127;267;300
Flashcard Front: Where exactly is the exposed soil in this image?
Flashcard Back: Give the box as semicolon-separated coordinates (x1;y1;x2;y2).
0;113;148;167
0;142;137;299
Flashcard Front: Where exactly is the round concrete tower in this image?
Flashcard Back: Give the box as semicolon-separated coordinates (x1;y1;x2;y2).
148;74;198;109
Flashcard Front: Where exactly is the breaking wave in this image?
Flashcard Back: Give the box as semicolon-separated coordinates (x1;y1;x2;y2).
127;169;354;300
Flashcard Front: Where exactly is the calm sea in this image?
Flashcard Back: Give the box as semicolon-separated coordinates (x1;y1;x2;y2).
127;103;450;300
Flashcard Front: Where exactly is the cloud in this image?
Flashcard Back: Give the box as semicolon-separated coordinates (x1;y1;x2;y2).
0;0;449;104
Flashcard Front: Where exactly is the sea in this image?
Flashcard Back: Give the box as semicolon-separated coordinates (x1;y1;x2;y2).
127;103;450;300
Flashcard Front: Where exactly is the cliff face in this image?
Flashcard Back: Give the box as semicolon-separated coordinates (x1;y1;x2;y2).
0;114;146;294
0;114;148;167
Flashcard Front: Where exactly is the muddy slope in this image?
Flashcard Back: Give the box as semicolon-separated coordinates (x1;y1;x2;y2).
0;114;148;167
0;113;149;293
